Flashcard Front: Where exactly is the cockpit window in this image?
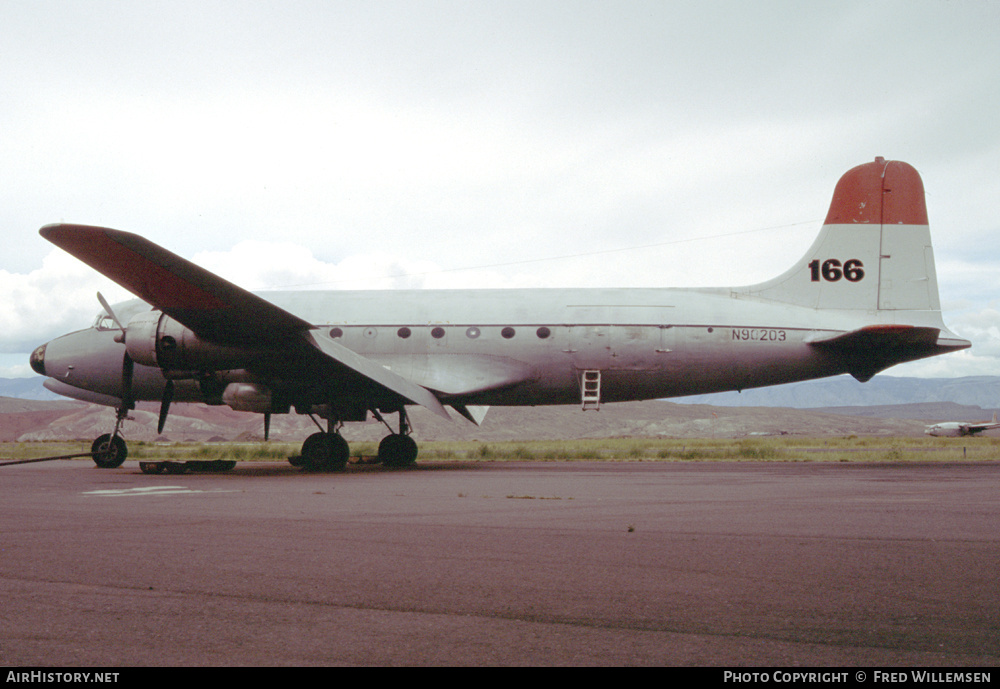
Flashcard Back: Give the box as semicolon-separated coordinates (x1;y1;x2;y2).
94;315;117;331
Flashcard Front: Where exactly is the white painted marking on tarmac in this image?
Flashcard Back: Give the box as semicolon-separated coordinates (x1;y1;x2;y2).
83;486;236;496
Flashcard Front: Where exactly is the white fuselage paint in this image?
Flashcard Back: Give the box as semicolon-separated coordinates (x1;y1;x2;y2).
42;283;946;410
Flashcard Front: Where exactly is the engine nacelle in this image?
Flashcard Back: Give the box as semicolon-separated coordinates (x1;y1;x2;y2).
222;382;276;413
124;311;261;372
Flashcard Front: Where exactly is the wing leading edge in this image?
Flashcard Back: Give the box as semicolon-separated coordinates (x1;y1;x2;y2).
40;224;450;420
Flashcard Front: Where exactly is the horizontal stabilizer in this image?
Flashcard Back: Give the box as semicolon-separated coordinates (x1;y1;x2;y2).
807;324;941;350
807;324;970;382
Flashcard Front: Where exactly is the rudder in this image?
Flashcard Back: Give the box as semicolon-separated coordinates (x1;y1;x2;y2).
745;158;940;313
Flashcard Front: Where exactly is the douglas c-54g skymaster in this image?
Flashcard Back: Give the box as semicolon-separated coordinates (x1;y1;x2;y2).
29;158;970;472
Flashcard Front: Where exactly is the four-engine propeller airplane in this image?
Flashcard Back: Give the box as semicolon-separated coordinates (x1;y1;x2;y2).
925;412;1000;437
29;158;970;472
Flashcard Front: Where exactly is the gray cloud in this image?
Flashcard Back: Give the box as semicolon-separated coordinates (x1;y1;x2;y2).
2;0;998;378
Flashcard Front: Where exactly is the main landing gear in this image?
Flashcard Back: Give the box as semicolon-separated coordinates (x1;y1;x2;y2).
294;431;351;471
288;407;419;471
374;406;418;468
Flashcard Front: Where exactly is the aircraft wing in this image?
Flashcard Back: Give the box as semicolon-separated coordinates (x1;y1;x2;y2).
961;423;1000;434
40;224;312;345
39;224;450;419
959;414;1000;434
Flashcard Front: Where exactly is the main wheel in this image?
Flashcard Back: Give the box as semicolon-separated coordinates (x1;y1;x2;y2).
300;432;350;471
91;434;127;469
378;434;418;467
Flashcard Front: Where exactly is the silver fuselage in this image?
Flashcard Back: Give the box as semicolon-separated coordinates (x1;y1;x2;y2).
40;285;941;410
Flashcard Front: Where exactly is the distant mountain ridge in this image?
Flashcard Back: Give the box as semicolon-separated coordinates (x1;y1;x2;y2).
674;375;1000;411
0;377;62;401
5;374;1000;409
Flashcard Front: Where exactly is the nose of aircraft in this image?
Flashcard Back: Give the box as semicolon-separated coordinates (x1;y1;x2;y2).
29;343;46;376
28;327;132;399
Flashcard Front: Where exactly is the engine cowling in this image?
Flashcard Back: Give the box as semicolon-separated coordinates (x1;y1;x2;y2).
222;382;276;413
124;311;261;372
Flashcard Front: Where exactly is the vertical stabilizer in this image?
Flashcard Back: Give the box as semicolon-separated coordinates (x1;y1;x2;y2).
745;158;939;313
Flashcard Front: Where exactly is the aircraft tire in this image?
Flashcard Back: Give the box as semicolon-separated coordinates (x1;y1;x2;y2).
301;432;349;471
91;434;127;469
379;434;418;467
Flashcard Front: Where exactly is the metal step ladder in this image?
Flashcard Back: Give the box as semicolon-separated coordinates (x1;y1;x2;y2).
580;370;602;410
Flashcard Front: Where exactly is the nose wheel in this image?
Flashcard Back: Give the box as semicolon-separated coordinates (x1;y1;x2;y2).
91;403;132;469
91;433;127;469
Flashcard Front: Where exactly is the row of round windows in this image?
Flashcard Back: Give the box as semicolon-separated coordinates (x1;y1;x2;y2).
329;326;553;340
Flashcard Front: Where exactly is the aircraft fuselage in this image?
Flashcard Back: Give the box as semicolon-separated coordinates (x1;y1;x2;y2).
39;284;945;412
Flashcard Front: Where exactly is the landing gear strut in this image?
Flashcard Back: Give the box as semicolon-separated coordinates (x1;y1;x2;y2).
290;414;350;471
299;431;350;471
378;433;418;467
375;407;418;467
91;433;127;469
91;405;131;469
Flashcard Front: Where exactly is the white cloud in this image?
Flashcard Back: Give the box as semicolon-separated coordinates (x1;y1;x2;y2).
2;0;998;386
0;251;131;354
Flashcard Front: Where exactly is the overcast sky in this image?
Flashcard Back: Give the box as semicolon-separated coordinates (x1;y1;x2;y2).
2;0;999;381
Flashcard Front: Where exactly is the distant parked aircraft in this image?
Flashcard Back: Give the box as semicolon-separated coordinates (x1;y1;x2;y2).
925;413;1000;437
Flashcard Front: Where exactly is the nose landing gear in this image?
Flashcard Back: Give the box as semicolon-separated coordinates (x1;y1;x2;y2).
91;433;127;469
91;405;131;469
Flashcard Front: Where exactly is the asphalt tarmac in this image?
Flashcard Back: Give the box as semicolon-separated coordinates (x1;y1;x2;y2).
1;459;997;667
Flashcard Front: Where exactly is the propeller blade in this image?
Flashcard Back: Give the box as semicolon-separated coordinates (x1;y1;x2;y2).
157;380;174;434
97;292;125;331
264;412;271;441
121;353;135;411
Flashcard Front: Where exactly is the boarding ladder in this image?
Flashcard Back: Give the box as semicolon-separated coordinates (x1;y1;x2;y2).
581;370;602;411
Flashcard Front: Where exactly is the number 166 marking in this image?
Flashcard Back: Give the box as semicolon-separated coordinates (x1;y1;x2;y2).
808;259;864;282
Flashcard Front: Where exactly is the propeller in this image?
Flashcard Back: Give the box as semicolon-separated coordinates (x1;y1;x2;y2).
158;380;174;434
97;293;135;410
98;292;176;432
97;292;126;341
